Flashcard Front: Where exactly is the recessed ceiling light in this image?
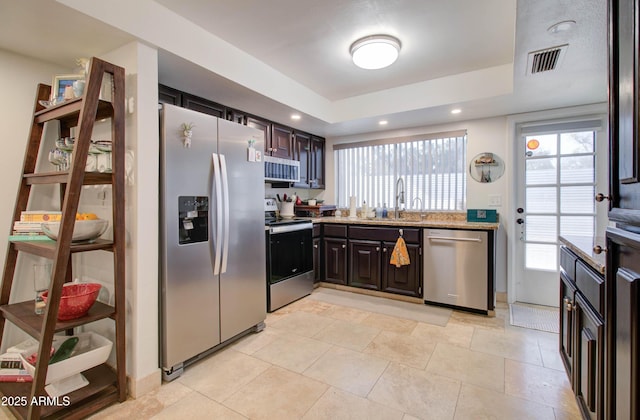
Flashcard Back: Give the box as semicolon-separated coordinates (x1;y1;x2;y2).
291;114;301;120
451;109;462;114
379;120;388;125
350;35;401;70
547;20;576;34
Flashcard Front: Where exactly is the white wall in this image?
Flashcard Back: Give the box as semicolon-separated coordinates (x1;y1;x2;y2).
98;41;160;394
0;50;69;349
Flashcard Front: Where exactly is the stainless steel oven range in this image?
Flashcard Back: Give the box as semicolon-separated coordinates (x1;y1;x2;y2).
265;198;314;312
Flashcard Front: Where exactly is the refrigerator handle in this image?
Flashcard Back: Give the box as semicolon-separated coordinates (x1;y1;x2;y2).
219;154;230;274
211;153;223;275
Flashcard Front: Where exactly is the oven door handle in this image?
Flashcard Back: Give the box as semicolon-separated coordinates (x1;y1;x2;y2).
211;153;223;275
219;153;230;274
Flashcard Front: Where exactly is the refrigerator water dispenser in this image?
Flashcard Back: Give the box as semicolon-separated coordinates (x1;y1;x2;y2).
178;196;209;244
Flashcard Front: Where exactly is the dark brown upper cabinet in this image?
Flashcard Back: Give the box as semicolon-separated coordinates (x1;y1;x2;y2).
293;131;311;188
226;108;247;125
270;124;294;159
159;84;182;106
182;93;226;118
310;136;325;189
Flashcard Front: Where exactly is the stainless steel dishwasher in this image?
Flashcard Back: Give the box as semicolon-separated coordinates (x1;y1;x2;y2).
423;228;489;312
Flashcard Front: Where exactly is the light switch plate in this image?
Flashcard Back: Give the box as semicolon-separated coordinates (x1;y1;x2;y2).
488;194;502;207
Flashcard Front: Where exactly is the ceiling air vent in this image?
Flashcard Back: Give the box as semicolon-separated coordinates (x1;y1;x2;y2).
526;44;568;75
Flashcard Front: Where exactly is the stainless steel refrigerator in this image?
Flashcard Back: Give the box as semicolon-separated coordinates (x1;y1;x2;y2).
159;104;266;380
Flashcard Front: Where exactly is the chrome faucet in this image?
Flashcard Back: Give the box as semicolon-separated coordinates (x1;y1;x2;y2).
395;177;405;219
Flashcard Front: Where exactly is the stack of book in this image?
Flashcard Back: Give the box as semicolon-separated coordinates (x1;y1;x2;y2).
10;211;61;240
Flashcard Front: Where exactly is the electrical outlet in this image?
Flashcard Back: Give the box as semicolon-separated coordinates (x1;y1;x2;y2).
489;194;502;207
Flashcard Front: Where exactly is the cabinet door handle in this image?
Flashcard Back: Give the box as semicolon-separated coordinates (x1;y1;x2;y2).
341;244;346;249
313;244;318;249
272;148;278;152
376;247;380;251
564;297;572;312
383;248;387;253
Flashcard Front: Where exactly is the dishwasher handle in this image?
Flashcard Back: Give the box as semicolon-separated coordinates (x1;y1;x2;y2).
427;235;483;243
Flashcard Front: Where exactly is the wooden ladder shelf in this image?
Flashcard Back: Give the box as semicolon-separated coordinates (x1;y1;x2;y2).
0;57;126;419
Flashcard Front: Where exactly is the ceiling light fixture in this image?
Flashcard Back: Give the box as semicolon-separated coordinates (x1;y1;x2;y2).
291;114;301;120
350;35;401;70
379;120;388;125
451;109;461;114
547;20;576;34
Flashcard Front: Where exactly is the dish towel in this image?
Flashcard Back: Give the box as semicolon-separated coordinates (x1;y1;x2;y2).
390;236;410;268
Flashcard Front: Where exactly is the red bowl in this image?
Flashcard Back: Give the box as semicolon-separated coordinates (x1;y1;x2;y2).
42;283;102;320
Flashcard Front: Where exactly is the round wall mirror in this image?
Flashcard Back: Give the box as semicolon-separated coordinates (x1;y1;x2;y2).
469;152;505;183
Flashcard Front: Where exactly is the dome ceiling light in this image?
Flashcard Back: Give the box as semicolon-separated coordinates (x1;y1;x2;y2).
350;35;401;70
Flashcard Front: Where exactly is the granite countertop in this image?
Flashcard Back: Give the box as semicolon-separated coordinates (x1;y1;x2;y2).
559;235;606;274
308;211;499;230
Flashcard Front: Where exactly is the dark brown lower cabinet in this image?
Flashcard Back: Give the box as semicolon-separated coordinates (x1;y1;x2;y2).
560;272;577;383
606;227;640;419
313;236;321;283
559;244;605;419
349;240;381;290
381;241;421;297
324;237;347;284
574;293;604;419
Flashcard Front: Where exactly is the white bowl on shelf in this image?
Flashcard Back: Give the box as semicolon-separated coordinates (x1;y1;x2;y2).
19;332;113;384
41;219;108;243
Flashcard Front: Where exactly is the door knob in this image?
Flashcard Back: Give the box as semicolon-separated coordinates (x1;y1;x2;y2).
593;245;607;254
595;193;612;202
516;218;524;224
517;208;524;213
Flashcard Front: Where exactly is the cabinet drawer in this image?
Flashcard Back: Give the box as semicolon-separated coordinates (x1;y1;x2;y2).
576;260;604;316
560;246;577;281
324;224;347;238
349;226;420;243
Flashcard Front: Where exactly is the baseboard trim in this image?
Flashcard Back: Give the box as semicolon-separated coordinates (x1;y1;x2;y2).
128;369;162;398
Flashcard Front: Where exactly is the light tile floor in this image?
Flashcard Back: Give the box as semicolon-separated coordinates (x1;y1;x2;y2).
1;288;580;419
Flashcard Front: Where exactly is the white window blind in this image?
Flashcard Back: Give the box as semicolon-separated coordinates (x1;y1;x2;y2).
334;131;467;210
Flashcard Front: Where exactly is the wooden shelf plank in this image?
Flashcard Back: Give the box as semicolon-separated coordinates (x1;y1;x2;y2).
0;301;115;339
10;239;114;259
34;99;113;126
24;171;113;186
0;364;118;419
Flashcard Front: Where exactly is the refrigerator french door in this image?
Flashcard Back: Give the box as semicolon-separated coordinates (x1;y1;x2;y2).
160;104;266;379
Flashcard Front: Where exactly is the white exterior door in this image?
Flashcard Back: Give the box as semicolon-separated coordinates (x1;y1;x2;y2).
514;119;604;306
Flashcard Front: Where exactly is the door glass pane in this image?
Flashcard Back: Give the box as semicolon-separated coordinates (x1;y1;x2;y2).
526;243;558;270
560;131;594;154
560;156;594;183
526;216;557;242
526;187;557;213
560;216;594;237
526;158;557;184
560;186;595;213
525;134;557;157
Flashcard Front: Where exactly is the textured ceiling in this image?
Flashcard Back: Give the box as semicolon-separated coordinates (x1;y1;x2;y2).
155;0;517;100
0;0;607;136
